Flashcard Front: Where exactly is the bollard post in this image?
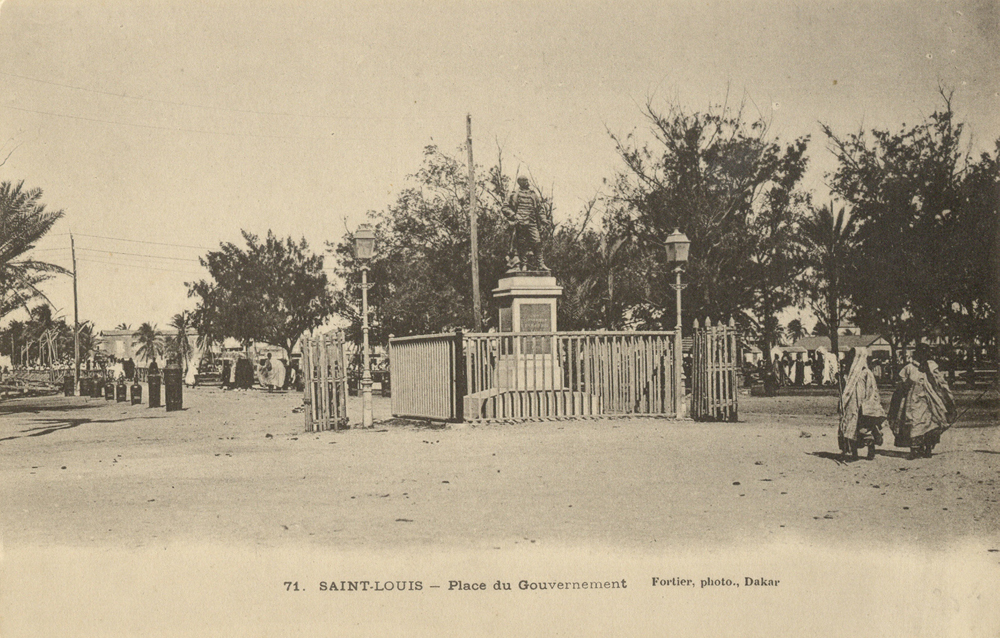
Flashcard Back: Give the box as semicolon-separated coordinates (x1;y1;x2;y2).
104;380;115;400
164;360;183;411
116;378;127;402
91;376;104;398
131;380;143;405
148;374;162;408
63;374;75;397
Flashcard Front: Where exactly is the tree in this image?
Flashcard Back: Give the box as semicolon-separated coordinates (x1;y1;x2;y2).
545;206;628;331
76;321;96;363
0;320;25;362
167;311;192;374
189;231;334;358
6;304;74;366
822;91;1000;362
938;142;998;372
0;181;68;319
327;145;531;343
132;323;164;365
607;97;810;356
115;323;132;331
785;318;807;344
797;201;858;358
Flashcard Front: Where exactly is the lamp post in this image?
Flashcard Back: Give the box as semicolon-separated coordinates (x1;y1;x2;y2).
665;228;690;418
354;224;377;428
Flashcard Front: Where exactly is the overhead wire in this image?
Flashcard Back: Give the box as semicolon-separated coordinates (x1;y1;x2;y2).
42;250;203;273
2;104;327;141
75;257;204;276
71;232;211;250
25;232;210;277
0;70;455;121
77;247;201;262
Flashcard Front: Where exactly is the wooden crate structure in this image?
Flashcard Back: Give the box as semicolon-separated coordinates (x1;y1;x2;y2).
301;331;349;431
690;318;739;422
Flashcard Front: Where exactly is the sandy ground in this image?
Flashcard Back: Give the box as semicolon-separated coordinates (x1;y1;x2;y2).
1;385;997;551
2;385;999;638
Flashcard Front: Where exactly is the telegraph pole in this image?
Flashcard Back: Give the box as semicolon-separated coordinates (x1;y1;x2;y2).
71;233;80;395
467;114;482;332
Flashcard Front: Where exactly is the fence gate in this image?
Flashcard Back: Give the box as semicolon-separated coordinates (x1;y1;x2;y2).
389;332;464;421
301;331;349;431
691;318;739;422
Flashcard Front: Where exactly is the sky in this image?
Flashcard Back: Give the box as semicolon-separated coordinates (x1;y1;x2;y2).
2;0;998;331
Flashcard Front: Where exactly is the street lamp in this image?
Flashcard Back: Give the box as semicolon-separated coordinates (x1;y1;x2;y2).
354;223;376;428
665;228;690;418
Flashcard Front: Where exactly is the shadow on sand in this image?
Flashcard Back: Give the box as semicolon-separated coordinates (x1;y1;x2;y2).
808;448;912;465
0;413;168;442
807;451;852;465
0;400;105;417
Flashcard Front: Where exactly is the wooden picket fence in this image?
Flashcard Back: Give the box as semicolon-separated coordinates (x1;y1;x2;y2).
690;318;739;422
389;330;678;422
301;331;349;431
389;332;465;422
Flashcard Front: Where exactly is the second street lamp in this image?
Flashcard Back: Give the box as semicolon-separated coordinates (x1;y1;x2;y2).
354;223;376;428
665;228;690;418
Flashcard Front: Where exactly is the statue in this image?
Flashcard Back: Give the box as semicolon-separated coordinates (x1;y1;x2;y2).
503;176;550;272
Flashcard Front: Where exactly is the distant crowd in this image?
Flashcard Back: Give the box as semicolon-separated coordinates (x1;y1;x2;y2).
0;352;304;394
748;348;897;392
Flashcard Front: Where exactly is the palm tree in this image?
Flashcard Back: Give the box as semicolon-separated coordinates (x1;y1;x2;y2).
3;319;25;366
132;323;164;365
168;311;192;374
115;323;132;331
190;306;221;365
23;304;56;366
785;318;807;344
76;321;96;363
0;181;68;320
798;201;857;360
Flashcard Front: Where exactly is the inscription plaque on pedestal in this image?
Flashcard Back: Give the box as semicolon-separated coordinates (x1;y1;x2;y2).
519;303;551;333
519;303;552;354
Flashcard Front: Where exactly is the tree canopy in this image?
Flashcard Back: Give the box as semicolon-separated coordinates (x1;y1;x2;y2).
132;322;164;365
797;201;858;357
188;230;334;356
167;311;192;372
0;304;84;366
0;181;68;320
606;99;810;352
822;91;998;356
328;145;567;342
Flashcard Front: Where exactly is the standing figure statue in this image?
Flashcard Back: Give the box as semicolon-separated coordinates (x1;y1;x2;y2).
503;176;550;272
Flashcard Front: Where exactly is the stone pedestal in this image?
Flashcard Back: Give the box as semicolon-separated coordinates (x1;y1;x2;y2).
493;273;562;335
492;273;562;391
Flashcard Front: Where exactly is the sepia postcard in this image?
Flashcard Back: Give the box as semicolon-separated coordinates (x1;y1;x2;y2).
1;1;997;636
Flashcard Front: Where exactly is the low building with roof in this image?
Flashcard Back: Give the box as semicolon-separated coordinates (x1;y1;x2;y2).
785;334;891;358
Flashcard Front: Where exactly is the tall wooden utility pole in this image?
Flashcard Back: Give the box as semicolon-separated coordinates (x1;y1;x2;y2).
71;233;80;395
467;114;482;331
